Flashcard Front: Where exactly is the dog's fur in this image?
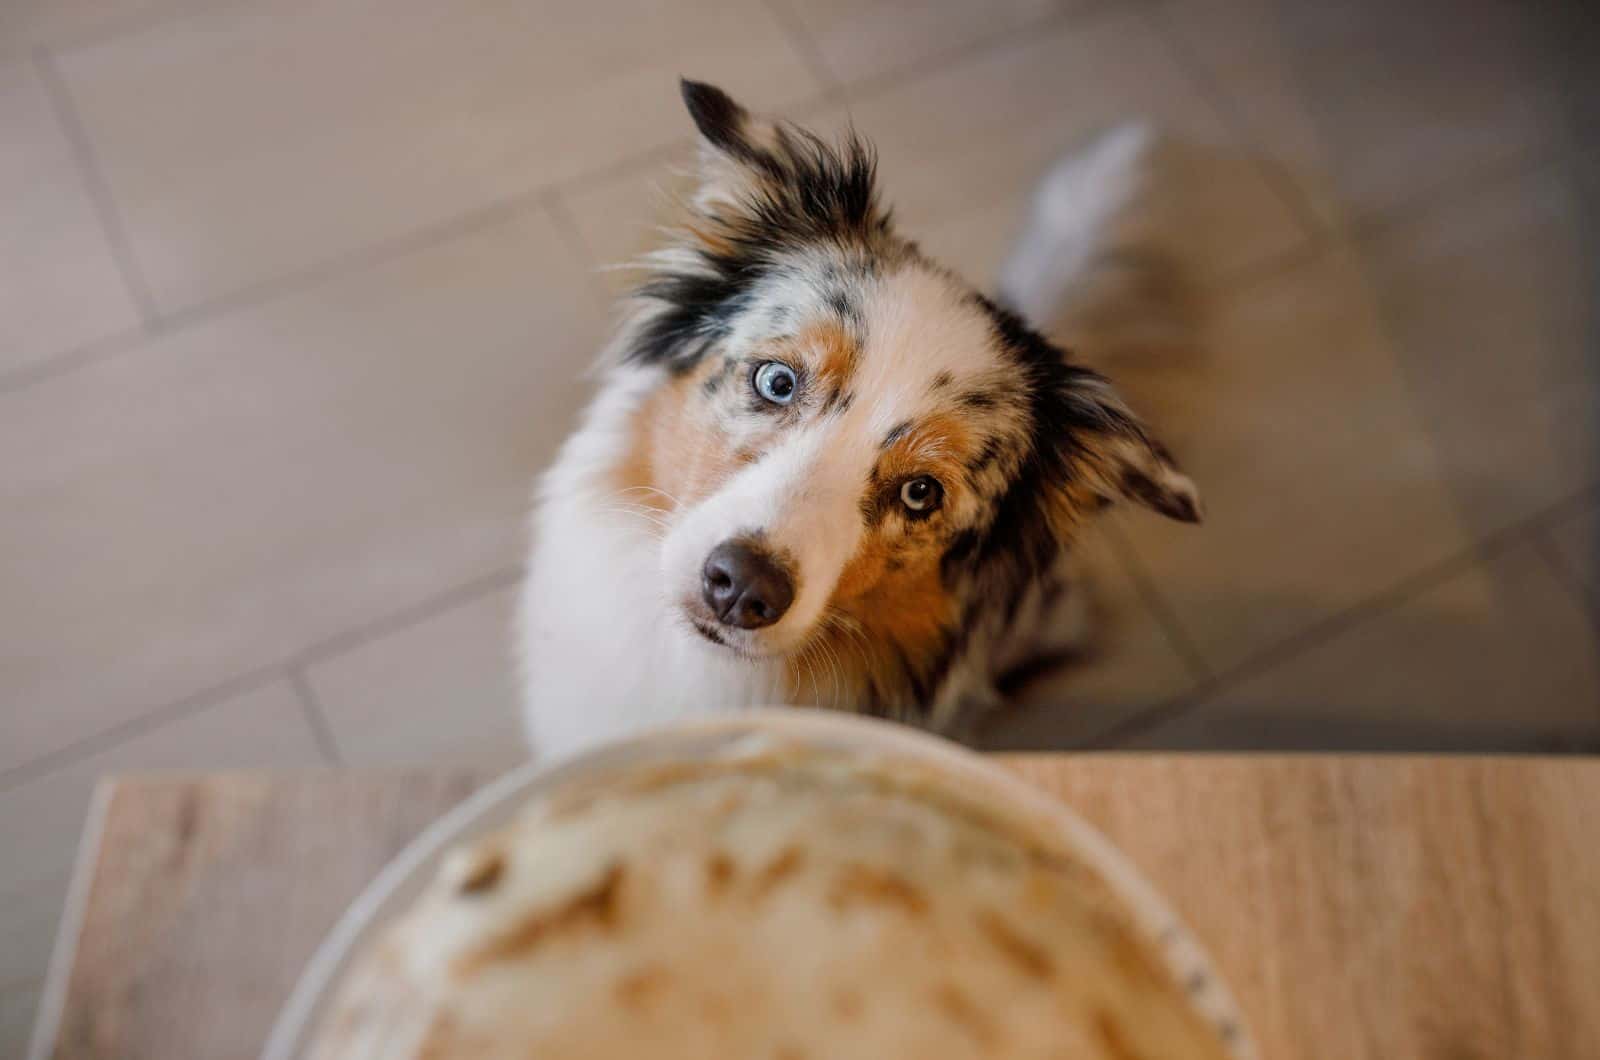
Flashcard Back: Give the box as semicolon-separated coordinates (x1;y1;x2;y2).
519;82;1199;759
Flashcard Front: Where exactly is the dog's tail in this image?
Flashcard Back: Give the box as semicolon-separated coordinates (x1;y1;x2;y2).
996;123;1194;363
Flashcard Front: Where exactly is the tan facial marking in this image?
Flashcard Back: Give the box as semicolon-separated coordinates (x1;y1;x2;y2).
614;357;751;514
781;407;976;700
797;319;858;400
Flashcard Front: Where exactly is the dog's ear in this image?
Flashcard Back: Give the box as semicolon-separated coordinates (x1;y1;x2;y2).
679;79;784;209
1050;372;1203;526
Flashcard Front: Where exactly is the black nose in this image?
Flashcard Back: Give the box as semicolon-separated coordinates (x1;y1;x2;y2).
701;540;795;630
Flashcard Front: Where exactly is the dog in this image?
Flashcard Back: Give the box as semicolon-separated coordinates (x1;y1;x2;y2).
519;81;1200;759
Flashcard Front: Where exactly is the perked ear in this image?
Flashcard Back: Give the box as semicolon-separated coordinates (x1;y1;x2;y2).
680;79;783;209
1056;373;1203;525
681;80;759;161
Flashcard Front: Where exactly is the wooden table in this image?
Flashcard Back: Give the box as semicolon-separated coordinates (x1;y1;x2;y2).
27;756;1600;1059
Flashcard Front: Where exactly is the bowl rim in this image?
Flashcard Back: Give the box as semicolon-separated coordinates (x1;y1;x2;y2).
262;709;1256;1059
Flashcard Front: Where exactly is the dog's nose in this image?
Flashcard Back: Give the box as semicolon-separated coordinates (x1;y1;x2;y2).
702;540;794;630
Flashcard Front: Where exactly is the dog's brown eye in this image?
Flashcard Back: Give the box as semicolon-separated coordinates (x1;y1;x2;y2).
900;476;942;514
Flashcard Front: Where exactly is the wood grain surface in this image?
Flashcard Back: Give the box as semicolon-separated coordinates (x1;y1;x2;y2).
31;756;1600;1059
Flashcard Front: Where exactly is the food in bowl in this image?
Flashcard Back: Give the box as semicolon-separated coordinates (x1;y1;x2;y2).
308;741;1239;1058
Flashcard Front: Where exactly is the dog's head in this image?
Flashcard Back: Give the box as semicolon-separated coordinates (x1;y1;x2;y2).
614;81;1199;703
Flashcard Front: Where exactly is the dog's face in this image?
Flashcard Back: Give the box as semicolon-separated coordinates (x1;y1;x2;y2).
615;82;1199;704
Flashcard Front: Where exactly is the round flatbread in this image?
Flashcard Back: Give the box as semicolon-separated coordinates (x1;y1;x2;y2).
310;748;1235;1058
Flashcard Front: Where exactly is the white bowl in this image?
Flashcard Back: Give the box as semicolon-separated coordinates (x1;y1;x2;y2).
263;709;1256;1059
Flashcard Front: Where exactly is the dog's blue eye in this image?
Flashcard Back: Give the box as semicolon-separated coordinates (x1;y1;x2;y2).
900;476;943;513
753;362;798;405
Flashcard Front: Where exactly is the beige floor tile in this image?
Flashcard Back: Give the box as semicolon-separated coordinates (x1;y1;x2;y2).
1109;240;1478;674
306;583;528;766
0;680;323;993
1358;163;1597;537
980;524;1204;749
0;59;141;379
1545;498;1600;600
1119;541;1600;750
0;209;602;774
1158;0;1564;225
53;0;824;313
1;980;43;1060
775;0;1061;86
563;10;1310;305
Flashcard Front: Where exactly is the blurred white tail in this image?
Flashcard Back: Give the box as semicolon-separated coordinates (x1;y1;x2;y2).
997;124;1194;362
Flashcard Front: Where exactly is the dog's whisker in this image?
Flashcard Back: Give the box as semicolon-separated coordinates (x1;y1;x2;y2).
594;505;671;538
617;484;684;508
596;504;670;528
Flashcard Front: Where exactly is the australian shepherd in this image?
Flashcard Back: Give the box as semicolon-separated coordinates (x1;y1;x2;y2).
519;81;1200;759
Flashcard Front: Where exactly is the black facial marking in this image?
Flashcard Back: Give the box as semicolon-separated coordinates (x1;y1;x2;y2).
858;492;879;527
880;420;914;450
931;371;954;391
702;368;724;396
826;288;853;318
691;620;727;646
835;391;855;414
966;437;1003;474
626;86;889;372
958;388;997;411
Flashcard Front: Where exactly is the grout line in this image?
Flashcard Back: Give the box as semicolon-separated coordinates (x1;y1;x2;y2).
1087;478;1600;748
154;197;533;335
1526;523;1600;738
0;195;540;398
760;0;842;98
1099;520;1214;684
288;669;345;766
0;666;288;794
31;48;163;326
1527;527;1600;637
816;5;1076;111
0;566;523;793
1348;144;1570;240
1140;1;1329;245
0;325;149;398
294;565;522;668
538;190;617;316
540;190;599;275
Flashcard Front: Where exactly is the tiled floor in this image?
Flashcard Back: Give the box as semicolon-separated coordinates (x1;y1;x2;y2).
3;0;1597;1047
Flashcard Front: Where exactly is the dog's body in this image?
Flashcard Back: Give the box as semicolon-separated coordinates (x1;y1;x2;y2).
520;83;1199;760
